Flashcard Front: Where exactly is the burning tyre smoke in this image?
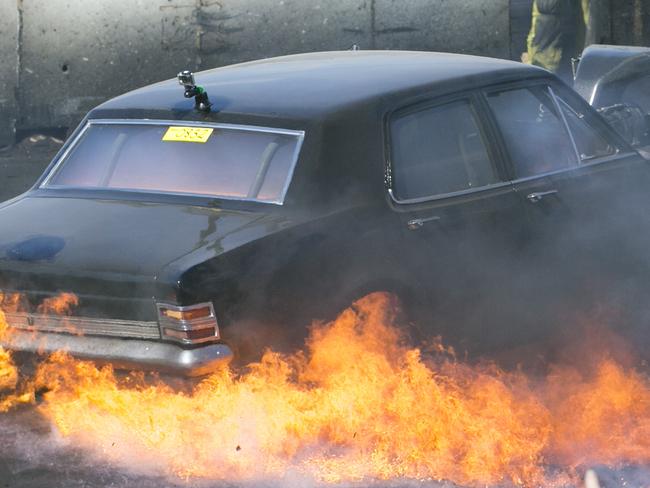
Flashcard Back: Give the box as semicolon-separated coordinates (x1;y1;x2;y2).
1;292;650;487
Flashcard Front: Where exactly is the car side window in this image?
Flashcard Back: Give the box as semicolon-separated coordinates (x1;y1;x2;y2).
555;95;618;162
390;99;498;201
487;86;577;179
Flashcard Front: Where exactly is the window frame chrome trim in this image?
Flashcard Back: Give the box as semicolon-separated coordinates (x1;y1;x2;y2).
507;151;638;184
388;150;639;205
40;118;306;206
388;180;513;206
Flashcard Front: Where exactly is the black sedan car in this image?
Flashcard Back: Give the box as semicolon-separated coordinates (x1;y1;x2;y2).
1;51;649;375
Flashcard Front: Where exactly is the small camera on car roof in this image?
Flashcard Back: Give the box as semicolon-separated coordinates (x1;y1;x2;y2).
177;70;195;88
177;70;211;113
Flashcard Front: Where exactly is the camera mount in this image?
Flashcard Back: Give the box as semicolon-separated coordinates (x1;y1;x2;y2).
177;70;212;113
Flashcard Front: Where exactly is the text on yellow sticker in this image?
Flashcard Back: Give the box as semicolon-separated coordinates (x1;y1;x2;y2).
162;126;214;143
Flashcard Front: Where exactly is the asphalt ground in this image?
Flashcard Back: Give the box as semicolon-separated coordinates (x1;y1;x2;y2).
0;407;181;488
2;401;650;488
0;136;62;203
0;404;453;488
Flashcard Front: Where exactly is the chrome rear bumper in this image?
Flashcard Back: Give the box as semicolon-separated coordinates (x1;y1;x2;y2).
2;329;233;377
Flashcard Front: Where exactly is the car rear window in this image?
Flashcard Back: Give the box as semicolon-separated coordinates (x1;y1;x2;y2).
42;122;304;204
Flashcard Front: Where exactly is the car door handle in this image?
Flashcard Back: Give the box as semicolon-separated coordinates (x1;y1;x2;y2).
407;216;441;231
526;190;558;204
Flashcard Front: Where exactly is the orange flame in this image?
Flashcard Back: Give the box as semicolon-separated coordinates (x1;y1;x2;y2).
37;292;79;316
0;291;26;313
0;308;17;392
27;294;554;485
547;359;650;468
3;292;650;486
0;350;17;392
0;307;32;411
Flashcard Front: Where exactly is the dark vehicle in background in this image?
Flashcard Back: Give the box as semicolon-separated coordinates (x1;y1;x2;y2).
1;50;650;376
574;44;650;154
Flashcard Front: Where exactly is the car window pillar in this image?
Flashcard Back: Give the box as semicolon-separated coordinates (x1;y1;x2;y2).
549;86;582;165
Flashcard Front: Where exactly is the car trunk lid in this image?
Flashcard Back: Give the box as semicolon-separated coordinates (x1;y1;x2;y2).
0;195;266;319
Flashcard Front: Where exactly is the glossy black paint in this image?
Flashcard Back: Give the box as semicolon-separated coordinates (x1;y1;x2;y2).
3;50;650;363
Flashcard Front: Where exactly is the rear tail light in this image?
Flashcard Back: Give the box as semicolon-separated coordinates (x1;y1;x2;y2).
156;302;219;345
159;306;212;322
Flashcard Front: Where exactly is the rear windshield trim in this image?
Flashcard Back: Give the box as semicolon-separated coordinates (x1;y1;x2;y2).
41;119;306;205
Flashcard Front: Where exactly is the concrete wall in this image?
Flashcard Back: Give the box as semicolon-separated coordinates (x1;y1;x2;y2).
2;0;510;146
3;0;647;148
0;2;18;147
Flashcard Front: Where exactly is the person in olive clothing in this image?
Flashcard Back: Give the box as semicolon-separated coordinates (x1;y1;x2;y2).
525;0;589;81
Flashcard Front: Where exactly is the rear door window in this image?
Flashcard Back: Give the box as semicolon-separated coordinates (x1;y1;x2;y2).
390;99;499;201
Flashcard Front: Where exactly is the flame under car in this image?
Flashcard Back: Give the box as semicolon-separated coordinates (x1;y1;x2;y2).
2;50;650;376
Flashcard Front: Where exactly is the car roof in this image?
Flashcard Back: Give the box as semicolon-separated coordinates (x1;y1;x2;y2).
91;50;549;123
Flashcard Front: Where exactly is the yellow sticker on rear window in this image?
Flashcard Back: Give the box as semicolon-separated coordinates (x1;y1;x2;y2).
162;126;214;143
